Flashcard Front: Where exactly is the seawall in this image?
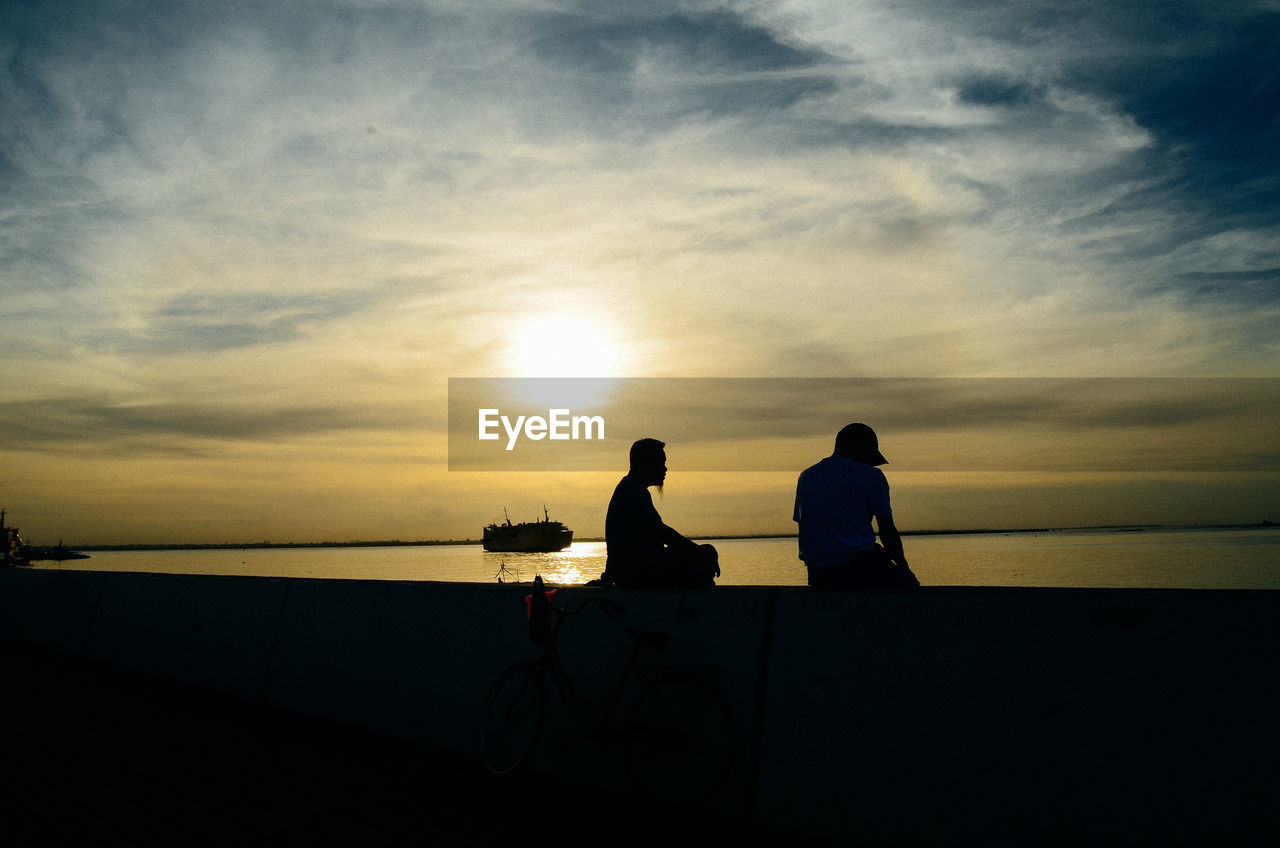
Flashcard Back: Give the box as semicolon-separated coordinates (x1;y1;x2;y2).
1;566;1275;843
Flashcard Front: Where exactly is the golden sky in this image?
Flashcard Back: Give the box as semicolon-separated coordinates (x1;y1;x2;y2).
2;1;1278;544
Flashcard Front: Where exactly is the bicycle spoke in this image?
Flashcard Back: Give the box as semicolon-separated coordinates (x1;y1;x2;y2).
623;672;734;804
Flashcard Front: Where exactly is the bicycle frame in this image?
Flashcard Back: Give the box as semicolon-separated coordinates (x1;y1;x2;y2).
481;593;736;801
533;598;666;734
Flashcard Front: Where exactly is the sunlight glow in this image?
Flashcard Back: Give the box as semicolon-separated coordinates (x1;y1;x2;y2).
511;315;621;378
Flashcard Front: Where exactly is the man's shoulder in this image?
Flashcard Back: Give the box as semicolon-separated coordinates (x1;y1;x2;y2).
614;474;643;491
799;456;837;476
801;455;864;473
611;475;652;502
800;456;887;482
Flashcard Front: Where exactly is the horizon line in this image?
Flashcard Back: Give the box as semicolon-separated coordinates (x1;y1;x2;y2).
59;521;1277;551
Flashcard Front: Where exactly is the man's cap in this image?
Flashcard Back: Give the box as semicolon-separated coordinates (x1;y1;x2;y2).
834;422;887;466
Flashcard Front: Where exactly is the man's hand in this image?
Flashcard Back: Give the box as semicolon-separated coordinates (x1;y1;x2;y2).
877;513;908;568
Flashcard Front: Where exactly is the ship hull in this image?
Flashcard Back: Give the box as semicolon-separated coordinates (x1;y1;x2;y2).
482;525;574;553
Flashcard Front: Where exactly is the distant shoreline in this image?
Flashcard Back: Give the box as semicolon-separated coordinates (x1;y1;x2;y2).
67;521;1275;552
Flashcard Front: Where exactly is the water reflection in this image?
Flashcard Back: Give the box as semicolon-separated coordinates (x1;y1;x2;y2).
33;529;1280;588
481;541;608;586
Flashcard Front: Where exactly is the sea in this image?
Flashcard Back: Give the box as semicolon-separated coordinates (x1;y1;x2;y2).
31;526;1280;590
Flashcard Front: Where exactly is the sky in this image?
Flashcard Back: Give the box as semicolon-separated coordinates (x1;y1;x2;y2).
2;0;1278;545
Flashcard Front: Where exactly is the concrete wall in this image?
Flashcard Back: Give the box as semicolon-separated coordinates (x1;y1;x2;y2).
2;567;1275;843
758;587;1279;843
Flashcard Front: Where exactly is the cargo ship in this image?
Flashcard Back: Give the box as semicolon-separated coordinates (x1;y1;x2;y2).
2;509;24;565
482;506;573;552
2;509;88;565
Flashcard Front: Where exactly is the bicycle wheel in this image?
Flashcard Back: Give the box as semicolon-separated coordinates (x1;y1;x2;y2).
479;660;545;775
623;671;735;804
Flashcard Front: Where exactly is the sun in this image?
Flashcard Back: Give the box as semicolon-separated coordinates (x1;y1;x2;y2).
511;315;622;378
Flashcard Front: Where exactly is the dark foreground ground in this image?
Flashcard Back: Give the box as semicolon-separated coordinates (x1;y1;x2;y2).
0;640;829;847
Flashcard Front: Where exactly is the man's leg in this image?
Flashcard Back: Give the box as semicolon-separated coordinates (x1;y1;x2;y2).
860;545;920;589
654;544;718;588
688;543;719;587
810;547;918;590
808;559;872;590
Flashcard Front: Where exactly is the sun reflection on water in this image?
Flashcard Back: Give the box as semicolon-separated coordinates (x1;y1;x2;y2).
481;541;608;586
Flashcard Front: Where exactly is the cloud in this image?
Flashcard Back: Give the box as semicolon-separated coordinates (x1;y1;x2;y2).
2;1;1278;539
0;395;418;453
133;291;367;352
921;0;1280;302
525;6;839;119
1163;268;1280;305
954;75;1044;109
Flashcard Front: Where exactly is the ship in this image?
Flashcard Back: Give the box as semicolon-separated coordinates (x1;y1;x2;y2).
482;506;573;553
3;509;88;566
2;509;24;566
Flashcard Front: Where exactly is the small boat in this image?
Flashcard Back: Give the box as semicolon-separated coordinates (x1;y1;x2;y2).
482;506;573;553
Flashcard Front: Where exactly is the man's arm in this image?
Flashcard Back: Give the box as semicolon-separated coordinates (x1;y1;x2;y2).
659;521;718;578
659;521;698;551
876;513;908;567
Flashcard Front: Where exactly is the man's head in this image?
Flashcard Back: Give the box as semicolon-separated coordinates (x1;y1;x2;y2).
833;423;887;466
629;438;667;489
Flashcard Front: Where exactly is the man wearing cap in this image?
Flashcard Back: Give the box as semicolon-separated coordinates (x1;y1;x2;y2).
793;423;920;590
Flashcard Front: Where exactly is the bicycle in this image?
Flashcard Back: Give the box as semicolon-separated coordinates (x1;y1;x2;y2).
479;579;735;805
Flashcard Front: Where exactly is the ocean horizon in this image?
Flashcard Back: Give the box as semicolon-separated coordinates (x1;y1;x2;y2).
30;525;1280;591
60;520;1280;551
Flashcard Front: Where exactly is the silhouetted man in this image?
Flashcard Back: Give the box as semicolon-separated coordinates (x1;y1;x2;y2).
601;438;719;588
793;423;919;590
